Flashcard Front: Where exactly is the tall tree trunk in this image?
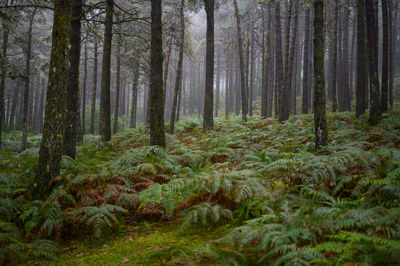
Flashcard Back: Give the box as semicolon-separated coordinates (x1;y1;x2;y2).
381;0;389;112
249;23;255;117
342;6;351;111
302;8;311;114
38;78;45;132
233;0;248;122
169;0;185;134
100;0;113;141
33;0;70;200
80;40;87;139
261;8;267;118
130;65;139;128
90;39;98;135
314;0;328;149
150;0;166;146
274;1;284;119
356;0;368;117
21;9;36;151
280;0;292;122
332;0;338;112
63;0;81;158
388;0;397;107
113;31;121;134
365;0;381;125
288;0;299;114
0;13;9;148
203;0;215;129
215;50;220;117
163;31;173;110
225;36;230;118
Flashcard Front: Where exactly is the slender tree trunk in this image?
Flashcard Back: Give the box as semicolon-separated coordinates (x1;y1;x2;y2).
33;0;70;200
0;15;9;148
365;0;381;124
332;0;338;112
261;9;267;118
388;0;397;107
356;0;368;117
169;0;185;134
21;9;36;151
274;1;284;119
100;0;113;141
215;50;220;117
81;40;87;139
314;0;328;149
90;39;98;135
113;32;122;134
225;37;230;118
38;78;45;132
249;23;255;117
381;0;389;112
130;65;139;128
233;0;248;122
163;31;173;107
203;0;215;130
150;0;166;146
288;0;299;114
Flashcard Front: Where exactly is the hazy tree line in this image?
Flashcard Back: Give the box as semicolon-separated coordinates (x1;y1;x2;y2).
0;0;398;198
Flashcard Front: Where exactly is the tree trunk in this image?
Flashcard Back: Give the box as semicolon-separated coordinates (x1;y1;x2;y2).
163;31;173;109
150;0;166;146
288;0;299;114
21;9;36;151
33;0;70;200
90;39;98;135
169;0;185;134
332;0;338;112
99;0;113;141
0;15;9;148
365;0;381;125
81;40;87;139
113;31;122;134
215;49;220;117
274;1;284;119
249;23;255;117
381;0;389;112
203;0;215;130
356;0;368;117
388;0;397;107
130;65;139;128
314;0;328;150
233;0;248;122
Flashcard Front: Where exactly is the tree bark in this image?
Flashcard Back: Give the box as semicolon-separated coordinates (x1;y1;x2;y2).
21;9;36;151
99;0;113;141
169;0;185;134
356;0;368;117
33;0;70;200
90;39;98;135
203;0;214;130
150;0;166;146
381;0;389;112
0;13;9;148
365;0;381;125
314;0;328;150
332;0;338;112
113;30;122;134
129;65;139;128
81;40;87;138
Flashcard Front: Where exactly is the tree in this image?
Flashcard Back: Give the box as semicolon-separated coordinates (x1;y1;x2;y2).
149;0;166;147
0;2;10;149
129;65;139;128
365;0;381;125
381;0;389;112
63;0;82;158
203;0;214;130
332;0;338;112
113;24;122;134
99;0;113;141
313;0;328;150
302;7;311;114
90;38;98;135
233;0;248;122
169;0;185;134
21;8;36;151
274;1;284;120
356;0;368;117
33;0;71;200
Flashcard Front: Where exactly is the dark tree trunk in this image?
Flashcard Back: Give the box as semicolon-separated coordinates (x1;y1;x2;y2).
0;16;9;148
225;35;230;118
130;65;139;128
249;23;255;117
288;0;299;114
356;0;368;117
90;39;98;135
150;0;166;146
332;0;338;112
365;0;382;125
63;0;81;158
233;0;248;122
203;0;215;130
280;0;291;122
21;9;36;151
261;8;267;118
274;1;284;120
100;0;113;141
388;0;397;107
314;0;328;150
215;50;220;117
113;31;121;134
169;0;185;134
33;0;70;200
163;31;173;108
381;0;389;112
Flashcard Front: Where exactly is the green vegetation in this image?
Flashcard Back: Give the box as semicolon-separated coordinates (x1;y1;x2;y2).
1;109;400;265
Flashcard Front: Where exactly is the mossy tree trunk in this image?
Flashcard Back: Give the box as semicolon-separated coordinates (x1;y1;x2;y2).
356;0;368;117
100;0;113;141
203;0;215;130
313;0;328;150
233;0;248;122
169;0;185;135
33;0;71;200
63;0;81;158
21;9;37;151
365;0;381;125
150;0;166;147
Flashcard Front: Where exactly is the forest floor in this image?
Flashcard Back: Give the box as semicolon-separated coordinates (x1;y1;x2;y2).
1;108;400;265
